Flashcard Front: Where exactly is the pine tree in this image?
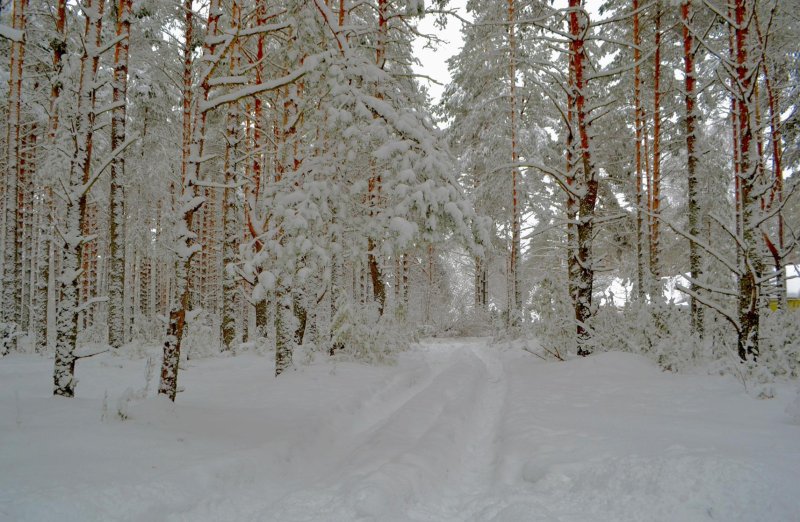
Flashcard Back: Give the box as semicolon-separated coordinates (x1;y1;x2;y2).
54;0;107;396
2;0;27;353
108;0;132;350
566;0;599;356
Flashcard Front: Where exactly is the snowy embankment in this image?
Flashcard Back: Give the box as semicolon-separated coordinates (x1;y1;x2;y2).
1;340;799;522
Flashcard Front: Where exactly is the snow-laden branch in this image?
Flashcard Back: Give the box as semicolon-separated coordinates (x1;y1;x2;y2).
705;212;762;279
649;210;741;276
0;24;24;42
675;284;740;332
512;161;582;199
681;275;738;297
753;182;798;229
193;179;245;190
313;0;350;54
238;21;292;37
587;45;657;81
592;0;658;26
97;33;128;57
77;296;109;314
77;133;139;199
200;57;323;112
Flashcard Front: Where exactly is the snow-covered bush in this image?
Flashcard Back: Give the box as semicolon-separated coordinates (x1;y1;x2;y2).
183;310;221;360
528;274;575;358
441;306;494;337
330;299;410;363
760;310;800;379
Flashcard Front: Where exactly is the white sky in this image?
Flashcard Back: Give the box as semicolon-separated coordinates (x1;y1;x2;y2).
411;1;471;104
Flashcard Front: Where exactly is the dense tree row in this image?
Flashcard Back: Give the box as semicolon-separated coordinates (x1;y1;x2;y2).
443;0;798;365
1;0;798;399
1;0;481;398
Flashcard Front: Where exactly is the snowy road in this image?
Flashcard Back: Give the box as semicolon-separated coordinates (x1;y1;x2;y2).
2;339;799;521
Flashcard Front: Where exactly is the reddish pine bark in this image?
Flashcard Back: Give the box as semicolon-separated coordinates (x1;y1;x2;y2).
733;0;762;361
54;0;105;397
568;0;598;356
755;11;786;309
78;0;106;332
650;3;662;289
108;0;132;349
681;0;703;337
2;0;27;351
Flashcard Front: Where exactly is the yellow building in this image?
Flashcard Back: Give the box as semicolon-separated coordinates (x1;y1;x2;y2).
768;298;800;311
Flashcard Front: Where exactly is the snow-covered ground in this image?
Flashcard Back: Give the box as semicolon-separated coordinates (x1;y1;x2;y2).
2;339;799;521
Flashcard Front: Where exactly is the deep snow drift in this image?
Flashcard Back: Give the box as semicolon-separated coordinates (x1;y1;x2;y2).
1;339;799;521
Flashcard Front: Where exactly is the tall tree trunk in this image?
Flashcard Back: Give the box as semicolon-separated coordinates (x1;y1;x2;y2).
159;0;220;400
649;2;662;297
180;0;193;187
17;125;32;337
475;255;487;310
755;11;786;310
34;188;52;353
568;0;598;356
275;21;305;374
681;0;704;338
245;0;268;339
3;0;27;353
35;0;67;353
221;0;242;352
566;61;578;353
108;0;131;349
508;0;521;325
187;0;221;314
275;286;295;376
78;0;107;333
733;0;762;361
633;0;646;302
54;0;105;396
366;0;388;314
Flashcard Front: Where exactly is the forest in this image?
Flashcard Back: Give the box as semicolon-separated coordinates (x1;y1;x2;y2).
2;0;800;520
2;0;798;395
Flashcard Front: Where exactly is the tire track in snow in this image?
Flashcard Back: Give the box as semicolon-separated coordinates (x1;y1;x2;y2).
346;339;509;520
267;339;510;521
458;339;508;491
411;339;509;521
339;345;483;483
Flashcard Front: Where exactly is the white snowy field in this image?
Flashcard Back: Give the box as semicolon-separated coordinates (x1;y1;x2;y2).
2;339;799;522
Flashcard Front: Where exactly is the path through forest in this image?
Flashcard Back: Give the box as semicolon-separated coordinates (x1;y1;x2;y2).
2;339;799;521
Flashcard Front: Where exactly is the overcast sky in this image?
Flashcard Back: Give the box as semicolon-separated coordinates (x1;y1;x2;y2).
411;0;471;104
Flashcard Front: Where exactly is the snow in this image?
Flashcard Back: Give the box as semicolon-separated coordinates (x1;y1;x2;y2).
0;24;24;43
787;265;799;298
2;340;799;521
